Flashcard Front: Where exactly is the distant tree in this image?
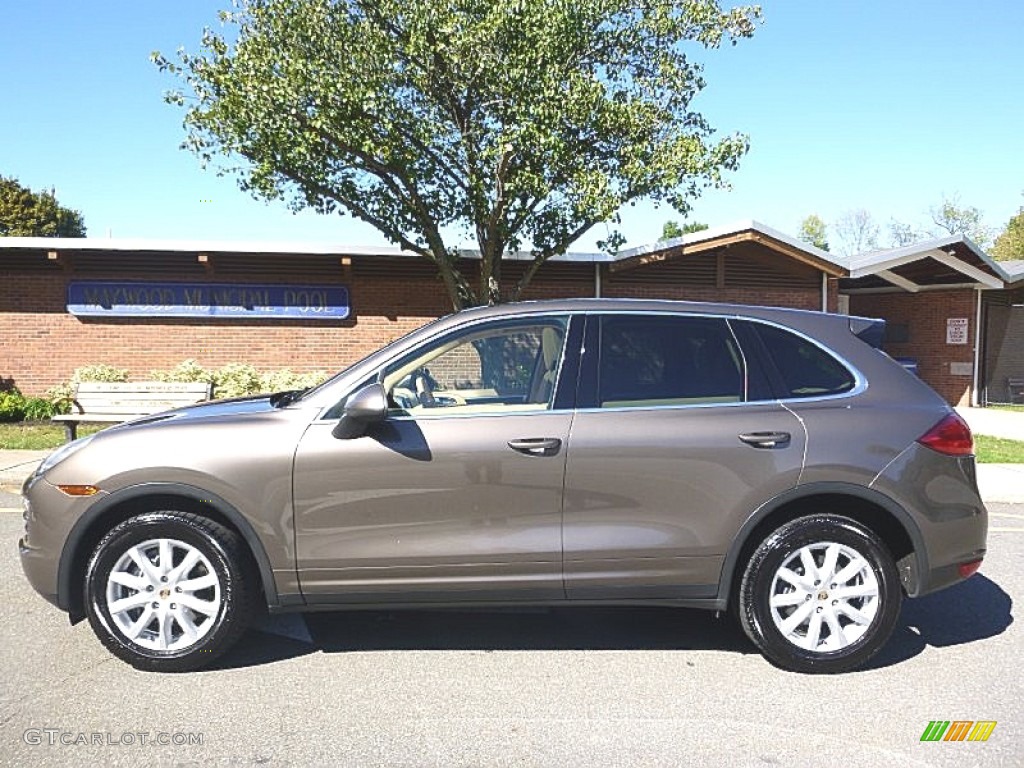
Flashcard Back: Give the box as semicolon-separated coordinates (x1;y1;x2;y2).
0;176;86;237
991;205;1024;262
660;219;708;241
888;219;925;247
834;209;879;256
797;214;828;251
155;0;759;309
661;220;684;240
929;194;992;247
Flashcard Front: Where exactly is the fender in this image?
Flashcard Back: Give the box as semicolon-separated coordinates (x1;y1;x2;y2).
716;481;928;604
57;482;282;617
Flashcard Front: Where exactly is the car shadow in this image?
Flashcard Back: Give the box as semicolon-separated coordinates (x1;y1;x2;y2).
207;605;754;671
206;574;1013;672
862;574;1013;670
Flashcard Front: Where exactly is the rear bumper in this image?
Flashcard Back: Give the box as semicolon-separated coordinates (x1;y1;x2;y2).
872;443;987;598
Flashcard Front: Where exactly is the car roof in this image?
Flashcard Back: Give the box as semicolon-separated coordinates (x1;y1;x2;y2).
446;298;851;326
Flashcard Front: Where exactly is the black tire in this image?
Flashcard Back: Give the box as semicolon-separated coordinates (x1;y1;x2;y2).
84;511;257;672
737;514;901;674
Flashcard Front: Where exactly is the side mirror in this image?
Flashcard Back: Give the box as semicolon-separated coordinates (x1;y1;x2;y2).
332;382;388;439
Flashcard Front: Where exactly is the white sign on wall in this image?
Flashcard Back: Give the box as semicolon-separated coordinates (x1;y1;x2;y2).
946;318;969;345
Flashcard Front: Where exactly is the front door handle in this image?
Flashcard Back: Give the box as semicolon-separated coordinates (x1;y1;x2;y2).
738;431;792;449
507;437;562;457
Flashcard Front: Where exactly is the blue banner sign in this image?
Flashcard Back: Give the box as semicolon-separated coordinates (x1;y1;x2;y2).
67;281;350;320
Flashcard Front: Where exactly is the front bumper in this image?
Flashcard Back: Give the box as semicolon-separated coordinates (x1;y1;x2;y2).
19;471;108;613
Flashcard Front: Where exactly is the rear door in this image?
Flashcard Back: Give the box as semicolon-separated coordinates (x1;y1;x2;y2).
562;313;806;599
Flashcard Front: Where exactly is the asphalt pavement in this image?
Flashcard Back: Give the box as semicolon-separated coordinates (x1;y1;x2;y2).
1;412;1021;766
0;505;1020;767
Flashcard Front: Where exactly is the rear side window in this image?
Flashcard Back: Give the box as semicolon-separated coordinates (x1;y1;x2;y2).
754;323;855;398
598;316;743;407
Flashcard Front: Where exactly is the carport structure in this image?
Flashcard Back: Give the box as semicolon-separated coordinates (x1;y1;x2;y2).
840;236;1012;406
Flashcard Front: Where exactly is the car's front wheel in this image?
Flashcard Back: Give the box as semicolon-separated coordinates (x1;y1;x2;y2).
84;511;256;672
738;514;901;673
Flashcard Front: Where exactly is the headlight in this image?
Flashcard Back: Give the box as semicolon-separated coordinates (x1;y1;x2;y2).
35;434;96;477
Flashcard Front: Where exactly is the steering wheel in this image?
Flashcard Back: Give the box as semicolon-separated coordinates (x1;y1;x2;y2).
411;369;436;407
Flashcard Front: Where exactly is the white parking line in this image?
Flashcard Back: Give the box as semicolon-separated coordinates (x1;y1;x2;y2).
989;511;1024;520
990;527;1024;533
0;508;21;513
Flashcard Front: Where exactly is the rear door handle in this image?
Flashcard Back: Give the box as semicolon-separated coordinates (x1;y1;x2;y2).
507;437;562;456
738;431;792;449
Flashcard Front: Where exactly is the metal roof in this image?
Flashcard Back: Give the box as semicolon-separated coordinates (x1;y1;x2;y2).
618;219;842;266
847;234;1009;283
1000;260;1024;283
2;224;1017;286
0;235;616;262
0;220;835;268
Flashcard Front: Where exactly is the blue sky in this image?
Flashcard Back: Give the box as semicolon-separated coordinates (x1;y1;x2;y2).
2;1;1022;252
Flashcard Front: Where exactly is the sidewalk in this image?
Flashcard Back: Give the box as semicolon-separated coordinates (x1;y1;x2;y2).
956;406;1024;442
0;450;48;492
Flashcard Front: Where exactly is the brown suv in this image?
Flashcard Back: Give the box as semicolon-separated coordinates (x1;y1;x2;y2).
19;299;987;673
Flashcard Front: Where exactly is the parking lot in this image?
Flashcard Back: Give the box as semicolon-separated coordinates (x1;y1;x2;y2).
0;484;1020;767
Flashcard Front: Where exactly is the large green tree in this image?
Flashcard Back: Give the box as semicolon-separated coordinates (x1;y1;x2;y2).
929;194;992;247
0;176;86;237
991;205;1024;261
797;214;828;251
660;219;708;241
156;0;759;309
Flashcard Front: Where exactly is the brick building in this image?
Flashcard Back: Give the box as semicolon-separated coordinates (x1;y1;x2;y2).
1;222;1021;406
841;236;1021;406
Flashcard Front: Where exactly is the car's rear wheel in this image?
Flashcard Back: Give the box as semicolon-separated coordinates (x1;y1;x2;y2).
738;514;901;673
84;511;256;672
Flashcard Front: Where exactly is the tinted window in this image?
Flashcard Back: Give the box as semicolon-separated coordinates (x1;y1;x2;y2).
598;316;743;407
754;323;855;398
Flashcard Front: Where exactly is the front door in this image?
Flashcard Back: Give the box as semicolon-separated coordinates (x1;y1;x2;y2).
293;314;577;603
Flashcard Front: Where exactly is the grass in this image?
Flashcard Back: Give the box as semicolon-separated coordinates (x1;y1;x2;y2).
0;422;106;451
988;404;1024;413
975;434;1024;464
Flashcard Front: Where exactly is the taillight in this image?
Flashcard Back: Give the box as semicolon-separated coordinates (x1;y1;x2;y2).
917;413;974;457
958;559;983;579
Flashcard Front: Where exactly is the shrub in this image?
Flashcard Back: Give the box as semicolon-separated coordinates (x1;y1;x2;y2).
151;359;214;385
45;360;331;408
258;368;330;394
72;364;130;383
46;363;131;409
0;389;26;422
23;397;58;420
213;363;262;398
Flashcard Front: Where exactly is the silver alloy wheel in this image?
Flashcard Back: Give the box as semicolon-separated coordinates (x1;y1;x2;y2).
104;537;222;651
768;541;880;653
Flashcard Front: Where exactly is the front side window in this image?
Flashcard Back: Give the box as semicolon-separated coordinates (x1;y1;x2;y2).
598;315;744;408
382;317;568;416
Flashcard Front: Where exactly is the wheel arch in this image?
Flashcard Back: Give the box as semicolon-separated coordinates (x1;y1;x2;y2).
719;483;926;609
57;482;280;623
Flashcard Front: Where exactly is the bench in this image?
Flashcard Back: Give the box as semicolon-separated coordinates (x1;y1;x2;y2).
1010;377;1024;405
52;381;213;441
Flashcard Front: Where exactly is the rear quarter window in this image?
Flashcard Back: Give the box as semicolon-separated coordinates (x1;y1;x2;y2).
754;323;856;398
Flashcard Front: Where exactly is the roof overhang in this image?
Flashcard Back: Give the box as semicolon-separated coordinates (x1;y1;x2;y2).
610;220;846;277
0;236;614;263
843;235;1006;292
